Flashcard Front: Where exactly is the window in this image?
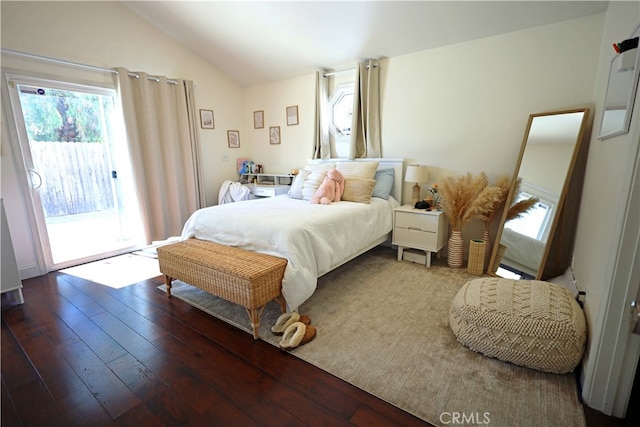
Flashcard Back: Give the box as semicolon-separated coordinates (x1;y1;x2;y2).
505;191;555;241
328;82;354;157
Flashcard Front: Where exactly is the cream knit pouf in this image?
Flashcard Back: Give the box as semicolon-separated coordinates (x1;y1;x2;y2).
449;277;587;374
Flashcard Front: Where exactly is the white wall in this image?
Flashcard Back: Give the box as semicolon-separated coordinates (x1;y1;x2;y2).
244;14;604;244
243;74;316;174
1;1;245;277
573;1;640;414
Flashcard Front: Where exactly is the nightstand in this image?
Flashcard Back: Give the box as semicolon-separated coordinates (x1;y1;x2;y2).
244;184;290;198
392;205;448;267
240;173;293;198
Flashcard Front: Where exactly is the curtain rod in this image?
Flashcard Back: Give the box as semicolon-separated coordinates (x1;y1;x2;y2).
1;48;178;85
323;62;379;78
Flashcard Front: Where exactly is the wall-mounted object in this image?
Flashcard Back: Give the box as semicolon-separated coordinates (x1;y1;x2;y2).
599;25;640;140
227;130;240;148
200;109;214;129
253;110;264;129
286;105;299;126
270;126;281;145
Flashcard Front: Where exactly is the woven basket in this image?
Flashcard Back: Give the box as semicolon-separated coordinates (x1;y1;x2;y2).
467;239;486;275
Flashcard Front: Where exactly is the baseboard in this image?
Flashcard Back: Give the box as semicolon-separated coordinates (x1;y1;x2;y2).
19;263;44;280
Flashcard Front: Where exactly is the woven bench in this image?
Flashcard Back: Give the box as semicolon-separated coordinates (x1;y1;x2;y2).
157;238;288;339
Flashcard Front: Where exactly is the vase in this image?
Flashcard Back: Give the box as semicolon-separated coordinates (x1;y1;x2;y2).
448;230;464;268
467;239;486;275
490;244;507;274
482;229;491;269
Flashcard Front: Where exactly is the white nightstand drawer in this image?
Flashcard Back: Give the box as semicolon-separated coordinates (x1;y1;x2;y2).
394;228;437;250
395;212;438;232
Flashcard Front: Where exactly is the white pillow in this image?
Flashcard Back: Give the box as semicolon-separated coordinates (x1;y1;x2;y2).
301;162;336;200
336;161;379;180
288;169;310;199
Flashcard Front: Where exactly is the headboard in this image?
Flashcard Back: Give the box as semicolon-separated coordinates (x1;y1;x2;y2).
312;158;404;204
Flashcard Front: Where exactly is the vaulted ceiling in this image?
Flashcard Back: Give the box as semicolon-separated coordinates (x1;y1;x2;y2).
125;1;609;87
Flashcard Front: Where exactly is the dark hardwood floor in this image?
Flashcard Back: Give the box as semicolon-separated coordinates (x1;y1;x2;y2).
2;272;431;426
1;271;635;426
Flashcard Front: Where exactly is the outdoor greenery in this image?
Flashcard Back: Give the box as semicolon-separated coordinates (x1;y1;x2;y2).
19;89;108;142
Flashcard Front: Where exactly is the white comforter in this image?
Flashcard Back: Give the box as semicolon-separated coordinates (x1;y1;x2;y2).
181;195;399;310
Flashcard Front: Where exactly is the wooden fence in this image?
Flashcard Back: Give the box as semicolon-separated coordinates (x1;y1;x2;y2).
29;141;115;217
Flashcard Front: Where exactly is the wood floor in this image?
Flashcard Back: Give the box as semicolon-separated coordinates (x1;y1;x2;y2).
2;272;431;426
1;271;635;426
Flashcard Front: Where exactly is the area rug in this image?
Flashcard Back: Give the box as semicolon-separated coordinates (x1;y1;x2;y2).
159;246;586;427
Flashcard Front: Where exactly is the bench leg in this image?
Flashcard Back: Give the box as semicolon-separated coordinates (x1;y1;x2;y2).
275;294;287;314
246;306;268;340
164;275;173;297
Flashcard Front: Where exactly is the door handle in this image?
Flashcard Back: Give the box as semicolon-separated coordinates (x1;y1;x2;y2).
30;170;42;189
631;300;640;335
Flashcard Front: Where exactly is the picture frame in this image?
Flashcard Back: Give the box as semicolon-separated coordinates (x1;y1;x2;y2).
269;126;281;145
253;110;264;129
199;109;214;129
286;105;299;126
227;130;240;148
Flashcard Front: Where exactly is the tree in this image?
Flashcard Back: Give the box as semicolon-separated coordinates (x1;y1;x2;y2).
19;88;106;142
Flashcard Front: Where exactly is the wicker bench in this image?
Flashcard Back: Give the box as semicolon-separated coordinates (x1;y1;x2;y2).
157;238;288;339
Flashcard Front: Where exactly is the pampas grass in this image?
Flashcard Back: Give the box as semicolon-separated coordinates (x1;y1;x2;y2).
439;173;538;233
476;174;512;232
506;178;540;221
439;172;488;231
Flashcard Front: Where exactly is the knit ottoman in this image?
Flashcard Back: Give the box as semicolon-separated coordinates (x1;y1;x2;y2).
449;277;586;374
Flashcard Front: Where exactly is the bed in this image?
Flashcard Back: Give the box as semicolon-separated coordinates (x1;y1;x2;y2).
500;227;545;277
180;158;403;310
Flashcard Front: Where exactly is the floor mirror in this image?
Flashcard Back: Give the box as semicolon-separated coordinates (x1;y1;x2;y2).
488;108;591;280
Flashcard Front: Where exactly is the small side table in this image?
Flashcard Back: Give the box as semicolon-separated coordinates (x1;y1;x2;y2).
392;205;448;268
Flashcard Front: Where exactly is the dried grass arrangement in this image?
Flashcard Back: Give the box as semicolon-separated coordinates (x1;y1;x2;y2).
475;174;512;234
506;178;540;221
439;172;489;231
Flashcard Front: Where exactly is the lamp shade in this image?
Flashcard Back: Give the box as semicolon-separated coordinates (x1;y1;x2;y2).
405;165;429;183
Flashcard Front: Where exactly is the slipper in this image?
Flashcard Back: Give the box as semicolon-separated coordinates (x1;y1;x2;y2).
279;322;317;350
271;312;300;335
299;314;311;325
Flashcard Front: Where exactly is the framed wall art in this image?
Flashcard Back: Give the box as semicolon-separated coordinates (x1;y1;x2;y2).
269;126;281;145
227;130;240;148
200;109;214;129
253;110;264;129
286;105;299;126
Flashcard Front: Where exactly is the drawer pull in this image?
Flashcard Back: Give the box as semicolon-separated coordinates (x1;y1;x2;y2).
408;226;423;231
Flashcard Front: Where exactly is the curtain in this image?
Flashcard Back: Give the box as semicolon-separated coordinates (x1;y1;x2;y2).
312;70;331;159
115;67;204;243
350;60;382;159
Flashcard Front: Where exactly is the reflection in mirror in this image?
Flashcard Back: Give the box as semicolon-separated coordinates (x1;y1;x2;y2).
489;109;590;280
599;25;640;140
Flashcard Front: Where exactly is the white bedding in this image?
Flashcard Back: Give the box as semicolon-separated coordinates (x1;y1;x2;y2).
181;195;399;310
500;227;545;276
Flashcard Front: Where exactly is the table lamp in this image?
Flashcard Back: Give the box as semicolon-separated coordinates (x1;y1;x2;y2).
405;164;429;206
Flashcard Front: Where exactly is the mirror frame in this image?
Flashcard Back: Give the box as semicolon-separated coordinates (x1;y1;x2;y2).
488;108;591;280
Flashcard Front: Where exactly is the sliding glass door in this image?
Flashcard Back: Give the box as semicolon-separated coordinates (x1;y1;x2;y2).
5;73;144;270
